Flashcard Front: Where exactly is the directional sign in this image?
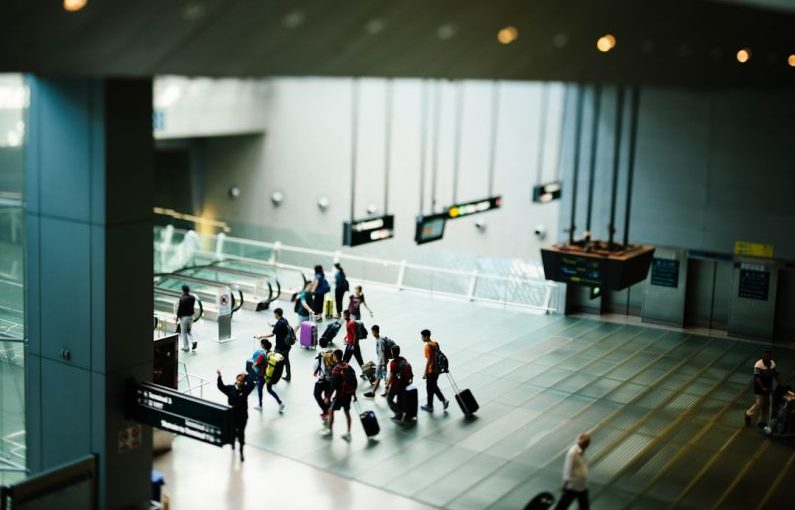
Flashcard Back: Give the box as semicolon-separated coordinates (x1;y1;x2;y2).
532;181;562;203
342;215;395;247
130;382;233;447
446;196;502;220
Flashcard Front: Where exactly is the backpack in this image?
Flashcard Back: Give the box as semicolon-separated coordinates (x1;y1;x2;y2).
286;324;296;346
432;343;449;374
265;352;285;385
317;277;330;295
293;293;303;314
333;362;358;396
393;358;413;385
250;349;267;377
355;320;368;340
381;337;396;360
340;277;350;292
316;349;335;377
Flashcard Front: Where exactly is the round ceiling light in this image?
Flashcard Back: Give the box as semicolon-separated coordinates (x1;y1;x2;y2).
63;0;88;12
788;54;795;67
596;34;617;53
497;26;519;45
736;48;751;63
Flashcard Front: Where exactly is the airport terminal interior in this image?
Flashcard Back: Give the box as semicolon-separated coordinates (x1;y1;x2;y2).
2;1;795;509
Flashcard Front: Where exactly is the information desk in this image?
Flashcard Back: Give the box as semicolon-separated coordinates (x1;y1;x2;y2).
541;242;655;291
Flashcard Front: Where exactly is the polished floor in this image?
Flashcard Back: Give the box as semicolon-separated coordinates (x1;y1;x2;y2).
155;286;795;509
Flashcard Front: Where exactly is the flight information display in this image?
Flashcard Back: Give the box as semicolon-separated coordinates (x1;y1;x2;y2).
650;258;680;288
558;255;603;286
415;214;447;244
342;215;394;247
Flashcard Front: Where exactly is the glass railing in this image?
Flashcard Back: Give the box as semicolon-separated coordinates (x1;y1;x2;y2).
154;226;560;313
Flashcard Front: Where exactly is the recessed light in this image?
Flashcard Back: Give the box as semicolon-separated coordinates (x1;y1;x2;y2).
788;54;795;67
596;34;616;53
437;23;457;41
736;48;751;63
366;19;385;35
63;0;87;12
552;33;569;49
282;10;305;29
497;26;519;45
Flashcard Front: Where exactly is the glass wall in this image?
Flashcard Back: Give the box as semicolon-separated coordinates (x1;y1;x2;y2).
0;73;27;484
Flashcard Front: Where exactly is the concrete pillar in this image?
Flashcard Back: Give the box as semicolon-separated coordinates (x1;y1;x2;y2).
24;77;153;509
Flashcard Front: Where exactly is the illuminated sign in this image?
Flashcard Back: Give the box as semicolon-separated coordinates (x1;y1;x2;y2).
446;196;502;220
130;382;233;446
415;214;447;245
343;215;395;247
532;181;562;203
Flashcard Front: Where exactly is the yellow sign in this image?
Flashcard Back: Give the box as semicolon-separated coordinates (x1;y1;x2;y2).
734;241;774;258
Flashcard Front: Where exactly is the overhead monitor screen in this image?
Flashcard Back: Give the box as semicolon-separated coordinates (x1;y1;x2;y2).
415;215;446;245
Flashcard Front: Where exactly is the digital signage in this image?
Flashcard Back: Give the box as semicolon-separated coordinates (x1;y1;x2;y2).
342;215;395;247
415;214;447;245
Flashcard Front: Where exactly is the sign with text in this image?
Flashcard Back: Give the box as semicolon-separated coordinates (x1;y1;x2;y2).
532;181;562;203
734;241;774;259
342;215;394;247
650;258;680;288
414;214;447;245
446;196;502;220
131;382;233;447
738;265;770;301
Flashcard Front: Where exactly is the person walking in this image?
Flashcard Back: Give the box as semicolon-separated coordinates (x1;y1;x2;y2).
252;339;285;413
745;350;781;428
342;310;366;376
333;262;349;319
420;329;450;412
310;264;331;321
294;281;317;325
347;285;373;321
555;433;591;510
321;349;356;441
257;308;292;382
363;325;392;398
176;284;197;352
387;344;413;422
313;337;336;423
216;369;256;462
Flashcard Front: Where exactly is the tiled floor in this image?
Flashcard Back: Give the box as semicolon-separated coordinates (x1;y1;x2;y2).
157;285;795;509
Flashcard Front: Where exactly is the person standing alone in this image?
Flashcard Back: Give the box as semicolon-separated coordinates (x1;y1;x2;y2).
555;433;591;510
216;369;255;462
420;329;449;413
333;262;349;319
176;285;197;352
745;350;780;428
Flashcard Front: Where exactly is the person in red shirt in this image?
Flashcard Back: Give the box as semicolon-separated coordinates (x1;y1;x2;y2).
341;310;366;374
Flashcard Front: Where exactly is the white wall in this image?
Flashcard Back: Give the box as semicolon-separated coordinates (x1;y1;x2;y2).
199;77;566;266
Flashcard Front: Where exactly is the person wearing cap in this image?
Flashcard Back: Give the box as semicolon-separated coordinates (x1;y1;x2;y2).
555;433;591;510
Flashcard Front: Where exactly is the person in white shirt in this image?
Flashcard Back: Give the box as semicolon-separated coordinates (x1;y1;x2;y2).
555;433;591;510
745;350;780;428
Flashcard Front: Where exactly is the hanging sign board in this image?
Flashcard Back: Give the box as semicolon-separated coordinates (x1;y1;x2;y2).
446;196;502;220
734;241;774;259
532;181;562;203
130;382;233;447
415;214;447;245
342;215;395;247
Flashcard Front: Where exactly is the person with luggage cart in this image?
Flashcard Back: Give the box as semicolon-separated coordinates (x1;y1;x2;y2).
216;369;256;462
321;349;357;441
745;350;781;428
347;285;373;321
363;325;393;398
256;308;293;382
555;433;591;510
420;329;450;413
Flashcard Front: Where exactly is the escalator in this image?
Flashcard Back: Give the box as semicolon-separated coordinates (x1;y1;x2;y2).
174;264;277;311
154;273;243;321
154;287;204;329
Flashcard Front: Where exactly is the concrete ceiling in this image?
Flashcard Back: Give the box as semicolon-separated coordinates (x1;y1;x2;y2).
1;0;794;88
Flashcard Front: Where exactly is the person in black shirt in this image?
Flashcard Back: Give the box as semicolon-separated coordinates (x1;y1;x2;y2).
256;308;292;382
216;369;255;462
176;285;197;352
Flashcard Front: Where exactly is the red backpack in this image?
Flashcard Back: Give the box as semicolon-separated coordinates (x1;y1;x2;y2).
332;362;358;396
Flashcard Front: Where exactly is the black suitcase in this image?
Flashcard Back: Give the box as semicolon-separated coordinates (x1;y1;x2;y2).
402;385;419;420
321;321;342;344
523;492;555;510
354;399;380;437
447;373;479;416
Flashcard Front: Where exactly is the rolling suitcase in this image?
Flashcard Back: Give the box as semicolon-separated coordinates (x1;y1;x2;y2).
354;398;380;438
402;384;419;421
321;321;342;345
523;492;556;510
324;298;334;318
446;373;479;416
299;321;317;349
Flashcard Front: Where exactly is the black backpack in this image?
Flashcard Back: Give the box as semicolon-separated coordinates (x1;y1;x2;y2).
381;337;396;360
355;321;368;340
433;343;449;374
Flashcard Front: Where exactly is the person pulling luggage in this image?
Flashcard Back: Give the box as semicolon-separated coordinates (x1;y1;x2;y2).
342;310;367;377
387;344;414;422
555;433;591;510
294;281;317;325
420;329;450;412
216;369;256;462
745;350;781;428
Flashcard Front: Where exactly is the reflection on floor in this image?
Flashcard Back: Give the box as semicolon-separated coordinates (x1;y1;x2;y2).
155;286;795;509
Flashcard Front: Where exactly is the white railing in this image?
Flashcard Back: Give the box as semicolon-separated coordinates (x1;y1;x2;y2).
154;226;560;313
